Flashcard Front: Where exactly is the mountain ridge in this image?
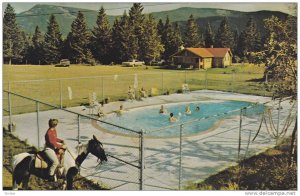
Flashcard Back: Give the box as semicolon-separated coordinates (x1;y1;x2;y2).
16;4;289;37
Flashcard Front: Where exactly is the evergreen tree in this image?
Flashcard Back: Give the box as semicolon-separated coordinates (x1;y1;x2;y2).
184;15;202;47
21;32;32;64
128;3;145;60
111;11;132;63
29;26;44;64
3;4;25;64
91;6;112;64
111;18;122;63
43;14;63;64
171;22;183;53
140;14;164;64
215;17;234;49
161;16;174;60
204;22;214;48
237;17;261;61
233;28;239;52
157;19;164;39
67;11;93;64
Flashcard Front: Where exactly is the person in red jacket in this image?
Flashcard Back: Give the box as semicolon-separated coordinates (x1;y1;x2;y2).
44;119;66;181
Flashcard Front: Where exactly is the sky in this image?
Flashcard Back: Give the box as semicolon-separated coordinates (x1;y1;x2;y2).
2;1;297;16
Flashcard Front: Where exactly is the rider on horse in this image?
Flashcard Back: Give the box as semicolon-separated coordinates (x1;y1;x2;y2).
44;119;67;182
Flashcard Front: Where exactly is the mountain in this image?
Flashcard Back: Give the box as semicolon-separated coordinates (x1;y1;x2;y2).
151;7;288;35
16;4;115;37
16;4;289;37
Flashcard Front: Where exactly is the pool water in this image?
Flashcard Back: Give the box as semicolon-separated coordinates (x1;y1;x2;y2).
98;100;264;137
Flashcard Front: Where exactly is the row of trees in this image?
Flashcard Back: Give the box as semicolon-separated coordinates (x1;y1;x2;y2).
4;3;264;65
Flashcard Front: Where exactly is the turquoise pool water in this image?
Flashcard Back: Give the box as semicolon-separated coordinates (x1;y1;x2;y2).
99;100;264;137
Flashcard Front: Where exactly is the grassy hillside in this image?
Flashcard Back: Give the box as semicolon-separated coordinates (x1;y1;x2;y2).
185;137;297;190
3;130;108;190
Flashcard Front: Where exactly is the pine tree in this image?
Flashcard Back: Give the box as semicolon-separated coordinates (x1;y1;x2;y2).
184;15;202;47
3;4;25;64
111;18;122;63
21;32;32;64
140;14;164;64
29;26;44;64
67;11;94;64
43;14;63;64
215;17;234;49
157;19;164;39
161;16;174;60
91;6;112;64
237;17;261;60
128;3;145;60
111;11;132;63
171;22;183;54
204;22;214;48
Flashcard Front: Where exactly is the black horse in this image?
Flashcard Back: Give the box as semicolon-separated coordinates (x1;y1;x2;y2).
12;135;107;190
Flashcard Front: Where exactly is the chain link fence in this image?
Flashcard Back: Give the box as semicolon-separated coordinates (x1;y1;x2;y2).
3;90;145;190
3;71;270;114
3;72;295;190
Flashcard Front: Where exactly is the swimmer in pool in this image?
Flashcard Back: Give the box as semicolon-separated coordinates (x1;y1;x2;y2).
169;113;177;122
185;105;192;115
195;106;200;112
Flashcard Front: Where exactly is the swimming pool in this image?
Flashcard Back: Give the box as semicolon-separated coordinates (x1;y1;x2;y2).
98;100;264;137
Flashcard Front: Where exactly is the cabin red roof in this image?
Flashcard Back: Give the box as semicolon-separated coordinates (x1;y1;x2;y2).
174;48;231;58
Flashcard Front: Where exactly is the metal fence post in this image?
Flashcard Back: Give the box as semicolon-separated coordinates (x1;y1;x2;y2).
276;99;281;144
185;71;187;84
36;101;40;149
231;71;234;92
8;90;13;132
162;73;164;95
77;114;81;145
179;124;183;190
205;69;208;89
102;76;104;102
237;108;243;161
59;79;63;109
139;130;145;190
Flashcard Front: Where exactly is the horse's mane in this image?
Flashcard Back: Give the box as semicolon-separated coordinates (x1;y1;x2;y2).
75;142;88;155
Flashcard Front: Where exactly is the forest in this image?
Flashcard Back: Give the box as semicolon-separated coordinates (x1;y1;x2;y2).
2;3;295;66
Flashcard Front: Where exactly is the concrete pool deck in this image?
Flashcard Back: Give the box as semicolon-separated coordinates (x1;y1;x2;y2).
3;90;296;190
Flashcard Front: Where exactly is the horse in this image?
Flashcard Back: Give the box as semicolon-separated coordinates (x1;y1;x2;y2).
11;135;107;190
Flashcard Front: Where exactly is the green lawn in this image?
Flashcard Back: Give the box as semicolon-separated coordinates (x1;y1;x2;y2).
3;63;269;114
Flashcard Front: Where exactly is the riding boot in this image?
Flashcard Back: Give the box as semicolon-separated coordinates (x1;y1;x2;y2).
48;174;57;182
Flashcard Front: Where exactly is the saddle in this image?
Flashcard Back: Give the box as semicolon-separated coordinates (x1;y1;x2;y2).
34;150;65;169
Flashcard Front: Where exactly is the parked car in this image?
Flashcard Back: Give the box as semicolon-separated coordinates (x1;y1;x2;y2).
151;59;165;66
122;59;145;67
55;59;70;67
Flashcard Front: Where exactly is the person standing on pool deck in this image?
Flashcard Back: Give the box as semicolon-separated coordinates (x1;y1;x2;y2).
116;104;124;116
159;105;167;114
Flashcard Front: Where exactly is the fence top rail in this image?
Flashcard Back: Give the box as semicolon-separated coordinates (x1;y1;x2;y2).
3;70;264;84
3;90;140;134
3;71;192;83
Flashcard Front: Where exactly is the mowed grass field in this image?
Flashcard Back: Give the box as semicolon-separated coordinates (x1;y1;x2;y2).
3;64;268;114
